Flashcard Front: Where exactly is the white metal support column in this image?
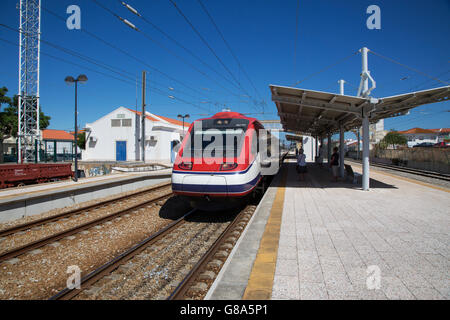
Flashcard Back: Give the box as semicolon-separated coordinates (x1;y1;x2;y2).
362;113;370;190
338;79;345;95
339;126;345;178
327;133;331;164
359;46;373;191
315;135;318;160
357;129;360;160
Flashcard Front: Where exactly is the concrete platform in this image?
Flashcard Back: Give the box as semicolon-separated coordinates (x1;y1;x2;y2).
207;160;449;300
0;169;172;222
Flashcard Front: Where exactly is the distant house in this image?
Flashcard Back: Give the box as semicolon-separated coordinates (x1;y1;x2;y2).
397;127;443;147
346;140;360;152
2;136;17;155
82;106;189;163
41;129;78;161
431;128;450;142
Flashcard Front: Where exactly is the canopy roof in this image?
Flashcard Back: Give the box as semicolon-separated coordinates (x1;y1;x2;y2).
270;85;450;137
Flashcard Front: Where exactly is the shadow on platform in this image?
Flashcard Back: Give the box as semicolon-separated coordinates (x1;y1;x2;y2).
285;162;397;189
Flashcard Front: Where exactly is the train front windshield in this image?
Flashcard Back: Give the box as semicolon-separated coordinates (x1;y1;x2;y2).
183;118;249;158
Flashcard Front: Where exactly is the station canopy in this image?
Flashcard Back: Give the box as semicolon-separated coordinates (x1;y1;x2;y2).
270;84;450;137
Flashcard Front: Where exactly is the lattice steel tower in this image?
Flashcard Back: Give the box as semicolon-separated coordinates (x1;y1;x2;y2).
17;0;41;163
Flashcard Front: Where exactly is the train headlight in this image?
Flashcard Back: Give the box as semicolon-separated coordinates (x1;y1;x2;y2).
179;162;193;170
220;163;238;171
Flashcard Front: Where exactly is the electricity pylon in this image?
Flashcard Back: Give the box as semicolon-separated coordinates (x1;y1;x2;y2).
17;0;41;163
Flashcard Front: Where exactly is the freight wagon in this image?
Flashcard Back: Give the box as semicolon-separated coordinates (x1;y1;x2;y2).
0;163;74;189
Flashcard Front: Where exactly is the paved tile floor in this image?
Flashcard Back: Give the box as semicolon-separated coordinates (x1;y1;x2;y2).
272;161;449;300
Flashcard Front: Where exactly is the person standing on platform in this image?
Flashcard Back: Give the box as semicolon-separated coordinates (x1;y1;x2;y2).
296;148;307;181
330;147;339;182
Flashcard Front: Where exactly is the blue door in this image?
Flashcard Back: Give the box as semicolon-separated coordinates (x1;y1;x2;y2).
116;141;126;161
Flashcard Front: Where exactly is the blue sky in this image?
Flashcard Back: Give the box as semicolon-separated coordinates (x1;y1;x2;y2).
0;0;449;138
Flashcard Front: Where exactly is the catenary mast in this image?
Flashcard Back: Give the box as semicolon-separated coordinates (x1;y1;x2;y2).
18;0;41;163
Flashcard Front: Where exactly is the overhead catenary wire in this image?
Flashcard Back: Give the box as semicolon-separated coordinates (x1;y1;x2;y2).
42;5;247;111
409;69;450;91
0;36;211;114
196;0;265;106
91;0;245;100
41;4;263;115
387;110;449;130
117;0;251;100
0;22;198;101
167;0;251;99
39;6;210;99
369;50;450;86
292;50;359;87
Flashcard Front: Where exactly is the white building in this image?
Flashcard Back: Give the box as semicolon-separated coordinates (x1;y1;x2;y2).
82;107;188;163
397;127;440;147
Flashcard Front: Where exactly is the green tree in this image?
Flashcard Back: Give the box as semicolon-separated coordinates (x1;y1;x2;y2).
77;131;86;150
0;87;51;162
381;131;407;149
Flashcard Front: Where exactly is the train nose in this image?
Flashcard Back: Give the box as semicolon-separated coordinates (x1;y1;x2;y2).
182;175;227;194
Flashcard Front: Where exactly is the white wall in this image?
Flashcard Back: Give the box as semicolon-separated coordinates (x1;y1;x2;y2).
405;133;438;147
82;107;183;162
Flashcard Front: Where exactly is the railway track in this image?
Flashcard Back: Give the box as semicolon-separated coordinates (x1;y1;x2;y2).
0;182;171;238
0;183;173;263
49;205;257;300
49;208;196;300
346;158;450;182
168;205;256;300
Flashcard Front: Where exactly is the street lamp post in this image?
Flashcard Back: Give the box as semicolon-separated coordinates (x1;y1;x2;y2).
177;114;190;137
65;74;88;182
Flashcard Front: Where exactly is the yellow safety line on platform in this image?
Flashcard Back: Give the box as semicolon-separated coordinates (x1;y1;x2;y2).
242;166;288;300
350;162;450;193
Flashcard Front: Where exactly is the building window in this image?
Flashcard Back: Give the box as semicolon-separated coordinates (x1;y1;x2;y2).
111;119;121;127
122;119;132;127
418;136;424;140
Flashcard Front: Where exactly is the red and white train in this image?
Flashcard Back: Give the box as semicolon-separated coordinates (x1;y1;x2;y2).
172;111;283;210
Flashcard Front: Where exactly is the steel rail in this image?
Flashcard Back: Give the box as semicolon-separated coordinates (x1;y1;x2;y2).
49;208;197;300
0;191;173;263
0;182;171;237
168;205;252;300
346;158;450;182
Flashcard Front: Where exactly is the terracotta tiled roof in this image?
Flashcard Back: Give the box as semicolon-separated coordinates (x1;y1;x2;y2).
42;129;74;141
431;128;450;133
125;108;189;126
397;128;436;134
126;108;160;122
154;114;190;126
